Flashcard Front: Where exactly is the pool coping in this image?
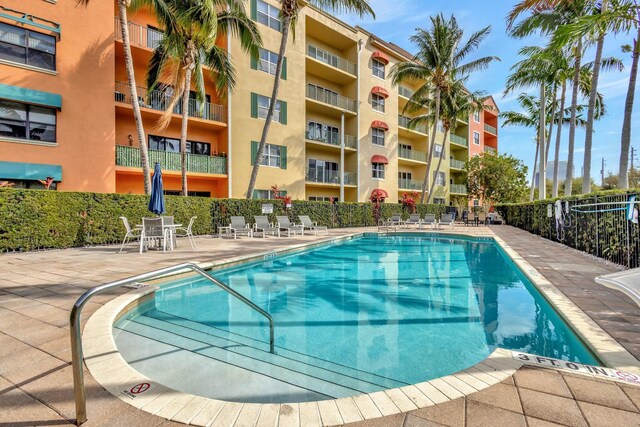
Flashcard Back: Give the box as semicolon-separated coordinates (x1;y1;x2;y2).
82;230;640;426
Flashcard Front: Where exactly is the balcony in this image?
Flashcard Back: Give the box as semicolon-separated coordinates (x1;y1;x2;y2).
450;184;467;195
306;43;356;83
115;81;227;124
306;169;357;186
115;17;163;50
398;115;427;134
484;146;497;155
398;146;427;163
116;145;227;175
484;123;498;135
306;84;357;114
450;159;466;170
305;131;357;150
450;133;468;148
398;178;423;190
398;86;415;99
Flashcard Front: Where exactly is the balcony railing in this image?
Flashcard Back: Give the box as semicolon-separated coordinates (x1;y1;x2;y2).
450;133;468;147
306;43;356;76
116;145;227;175
115;81;227;123
398;178;423;190
305;168;357;185
484;146;497;155
398;86;415;99
450;184;467;194
450;159;466;169
305;131;357;149
398;115;427;134
484;123;497;134
115;17;163;50
306;84;357;113
398;146;427;162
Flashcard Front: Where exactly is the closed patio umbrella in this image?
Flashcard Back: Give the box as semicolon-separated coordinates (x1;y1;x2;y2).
148;162;165;215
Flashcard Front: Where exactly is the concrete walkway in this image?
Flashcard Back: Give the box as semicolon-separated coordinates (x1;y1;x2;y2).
0;226;639;426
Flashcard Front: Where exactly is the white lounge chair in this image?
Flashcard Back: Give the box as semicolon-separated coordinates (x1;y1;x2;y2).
421;214;437;229
388;214;403;226
229;216;253;239
175;216;197;249
299;215;328;235
439;213;455;229
405;214;421;228
276;216;303;237
254;215;280;238
119;216;141;252
595;269;640;307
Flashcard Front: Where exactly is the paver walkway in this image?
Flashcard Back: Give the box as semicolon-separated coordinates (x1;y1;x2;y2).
0;225;639;426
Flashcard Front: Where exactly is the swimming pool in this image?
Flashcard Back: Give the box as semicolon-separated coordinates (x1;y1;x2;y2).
114;234;598;403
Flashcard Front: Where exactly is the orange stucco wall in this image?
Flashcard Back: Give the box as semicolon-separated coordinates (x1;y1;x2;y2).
0;0;116;193
116;171;227;196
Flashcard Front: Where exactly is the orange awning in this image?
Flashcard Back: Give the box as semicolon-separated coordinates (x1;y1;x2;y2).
372;155;389;164
372;51;390;64
371;86;389;98
371;120;389;131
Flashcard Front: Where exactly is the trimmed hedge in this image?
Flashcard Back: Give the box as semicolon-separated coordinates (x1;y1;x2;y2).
496;190;640;268
0;188;448;252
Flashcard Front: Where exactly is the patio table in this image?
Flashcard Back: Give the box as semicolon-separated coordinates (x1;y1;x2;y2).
136;223;182;250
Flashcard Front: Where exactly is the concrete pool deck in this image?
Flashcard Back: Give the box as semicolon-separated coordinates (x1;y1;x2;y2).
1;225;640;426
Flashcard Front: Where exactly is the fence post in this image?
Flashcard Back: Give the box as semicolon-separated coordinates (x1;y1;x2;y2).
595;195;599;258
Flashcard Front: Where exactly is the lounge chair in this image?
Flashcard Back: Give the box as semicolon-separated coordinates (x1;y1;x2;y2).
229;216;253;239
477;212;488;226
421;214;436;229
175;216;197;249
119;216;141;252
595;269;640;308
388;214;403;226
254;215;280;238
276;216;303;237
405;214;421;228
439;213;455;229
299;215;328;235
140;217;169;253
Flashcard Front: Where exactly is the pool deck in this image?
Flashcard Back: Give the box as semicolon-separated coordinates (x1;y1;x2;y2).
1;225;640;426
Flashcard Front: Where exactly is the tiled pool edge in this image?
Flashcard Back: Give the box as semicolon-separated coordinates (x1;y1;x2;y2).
82;229;640;426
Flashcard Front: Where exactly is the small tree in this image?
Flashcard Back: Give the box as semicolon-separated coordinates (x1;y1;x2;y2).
464;153;529;207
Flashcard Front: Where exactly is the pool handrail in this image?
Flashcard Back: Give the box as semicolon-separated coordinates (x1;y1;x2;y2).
69;262;275;425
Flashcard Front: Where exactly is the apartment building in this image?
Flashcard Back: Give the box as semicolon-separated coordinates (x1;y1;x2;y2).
0;0;498;203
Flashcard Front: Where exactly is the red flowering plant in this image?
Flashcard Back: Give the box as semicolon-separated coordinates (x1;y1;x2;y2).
370;191;386;224
400;191;419;213
271;185;292;208
38;177;55;190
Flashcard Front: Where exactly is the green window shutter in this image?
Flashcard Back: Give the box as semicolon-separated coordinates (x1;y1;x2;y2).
280;100;287;125
281;190;287;196
281;57;287;80
250;93;258;118
250;53;258;70
250;0;257;20
251;141;258;165
253;189;258;199
280;145;287;169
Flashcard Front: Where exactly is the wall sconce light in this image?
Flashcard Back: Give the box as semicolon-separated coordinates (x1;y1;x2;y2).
128;134;133;146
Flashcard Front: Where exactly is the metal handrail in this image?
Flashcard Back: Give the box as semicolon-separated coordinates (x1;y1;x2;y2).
70;262;274;425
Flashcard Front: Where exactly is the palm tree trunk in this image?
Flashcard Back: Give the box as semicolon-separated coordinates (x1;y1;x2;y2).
530;139;539;201
582;2;607;194
618;27;640;189
246;15;291;199
180;68;192;196
544;85;557;169
565;39;582;196
553;81;567;198
118;0;151;194
420;87;441;204
426;129;449;203
538;84;546;200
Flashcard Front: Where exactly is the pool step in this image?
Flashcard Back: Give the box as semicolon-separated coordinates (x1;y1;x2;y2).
121;313;406;399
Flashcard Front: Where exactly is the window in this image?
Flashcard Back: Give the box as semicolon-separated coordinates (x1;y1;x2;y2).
307;159;339;183
434;171;445;186
473;111;481;122
437;121;445;133
148;135;211;155
372;93;385;112
434;144;444;158
258;48;278;75
433;197;446;205
0;100;56;142
398;171;412;181
0;23;56;71
309;196;333;202
307;121;339;145
257;94;281;122
372;163;385;179
253;189;286;199
473;131;480;145
147;26;163;50
372;128;385;146
165;190;211;197
256;0;281;31
3;179;57;190
372;59;385;79
473;199;480;207
261;144;282;167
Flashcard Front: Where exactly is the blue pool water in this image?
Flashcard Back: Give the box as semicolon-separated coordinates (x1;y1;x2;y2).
114;234;598;403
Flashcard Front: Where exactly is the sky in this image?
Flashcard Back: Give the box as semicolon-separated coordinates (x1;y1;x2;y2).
335;0;640;185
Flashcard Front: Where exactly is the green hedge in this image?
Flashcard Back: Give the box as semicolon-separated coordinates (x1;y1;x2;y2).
496;190;640;268
0;188;448;252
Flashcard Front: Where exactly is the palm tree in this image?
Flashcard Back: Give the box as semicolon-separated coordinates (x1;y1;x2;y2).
78;0;152;194
245;0;375;200
146;0;261;196
391;15;498;203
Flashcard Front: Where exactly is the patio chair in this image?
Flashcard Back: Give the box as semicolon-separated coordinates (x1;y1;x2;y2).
477;212;488;226
229;216;253;239
421;214;436;229
405;214;421;228
161;215;176;247
119;216;141;252
276;216;304;237
175;216;197;249
299;215;328;235
140;217;169;253
466;211;478;226
388;214;403;226
595;269;640;308
254;216;280;238
439;213;455;229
